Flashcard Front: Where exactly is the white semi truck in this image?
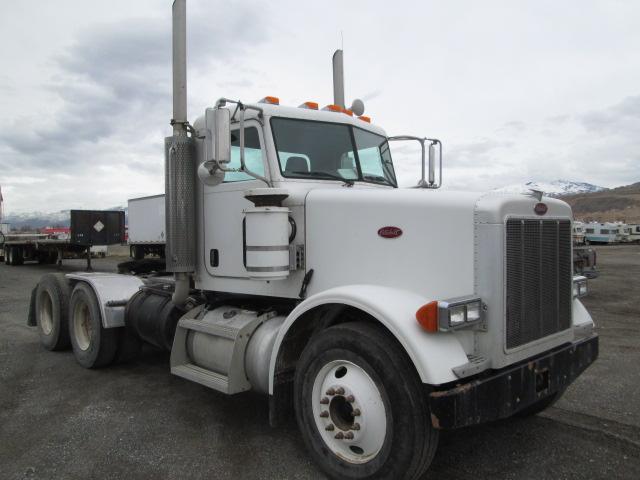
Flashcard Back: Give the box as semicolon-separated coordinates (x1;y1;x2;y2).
28;2;598;479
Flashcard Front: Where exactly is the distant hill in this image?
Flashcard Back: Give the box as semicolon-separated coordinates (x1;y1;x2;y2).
494;180;607;197
561;182;640;223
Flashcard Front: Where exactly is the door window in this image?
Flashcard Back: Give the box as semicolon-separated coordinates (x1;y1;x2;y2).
224;127;265;182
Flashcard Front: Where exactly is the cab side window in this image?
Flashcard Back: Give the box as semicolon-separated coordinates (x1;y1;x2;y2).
224;127;265;182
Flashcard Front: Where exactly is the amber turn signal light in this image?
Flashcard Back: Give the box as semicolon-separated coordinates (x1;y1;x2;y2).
416;301;439;332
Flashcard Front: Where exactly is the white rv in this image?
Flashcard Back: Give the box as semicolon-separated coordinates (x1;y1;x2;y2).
613;223;631;243
627;224;640;243
584;222;617;244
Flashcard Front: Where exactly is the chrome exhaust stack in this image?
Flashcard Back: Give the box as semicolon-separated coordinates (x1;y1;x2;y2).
332;49;345;108
166;0;195;305
332;49;365;116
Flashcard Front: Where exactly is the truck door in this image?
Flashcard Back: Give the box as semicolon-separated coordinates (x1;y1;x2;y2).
202;122;269;278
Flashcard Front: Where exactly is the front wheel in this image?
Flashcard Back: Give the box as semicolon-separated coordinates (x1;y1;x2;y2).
294;322;438;480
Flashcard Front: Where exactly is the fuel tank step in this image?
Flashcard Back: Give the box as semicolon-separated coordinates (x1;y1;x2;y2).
170;305;277;394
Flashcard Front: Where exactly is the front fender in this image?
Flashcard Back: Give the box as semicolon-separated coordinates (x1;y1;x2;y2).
268;284;469;393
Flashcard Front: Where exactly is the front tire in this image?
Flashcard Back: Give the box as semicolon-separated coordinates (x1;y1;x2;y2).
294;322;438;480
69;282;118;368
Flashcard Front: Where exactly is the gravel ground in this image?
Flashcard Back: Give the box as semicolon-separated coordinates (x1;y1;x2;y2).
1;247;639;479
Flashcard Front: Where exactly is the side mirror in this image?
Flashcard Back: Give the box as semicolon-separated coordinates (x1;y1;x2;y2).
205;107;231;164
428;143;436;185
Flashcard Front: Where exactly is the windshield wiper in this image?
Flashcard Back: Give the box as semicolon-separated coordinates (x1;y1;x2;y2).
290;171;354;186
362;174;394;186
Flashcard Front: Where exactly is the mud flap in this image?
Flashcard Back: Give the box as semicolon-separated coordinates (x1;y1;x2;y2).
27;285;37;327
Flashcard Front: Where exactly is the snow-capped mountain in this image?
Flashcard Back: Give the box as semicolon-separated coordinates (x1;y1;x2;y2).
494;180;607;197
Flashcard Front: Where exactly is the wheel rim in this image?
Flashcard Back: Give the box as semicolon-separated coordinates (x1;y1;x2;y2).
73;301;92;351
311;360;387;464
39;291;54;335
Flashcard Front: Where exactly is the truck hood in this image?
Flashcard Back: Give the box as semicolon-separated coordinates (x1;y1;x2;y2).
304;187;572;300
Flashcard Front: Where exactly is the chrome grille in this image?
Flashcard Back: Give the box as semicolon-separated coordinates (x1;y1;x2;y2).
505;219;572;349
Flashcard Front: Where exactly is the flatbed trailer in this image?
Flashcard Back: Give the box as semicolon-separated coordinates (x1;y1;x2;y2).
1;210;125;270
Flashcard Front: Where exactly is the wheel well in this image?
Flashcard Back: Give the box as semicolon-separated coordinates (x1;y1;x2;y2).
269;303;420;426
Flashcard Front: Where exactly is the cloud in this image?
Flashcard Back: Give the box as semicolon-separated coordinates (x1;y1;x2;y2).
579;95;640;135
0;1;270;212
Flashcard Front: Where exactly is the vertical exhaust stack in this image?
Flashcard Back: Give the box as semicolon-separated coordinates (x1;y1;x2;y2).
166;0;196;305
332;49;345;108
332;49;365;116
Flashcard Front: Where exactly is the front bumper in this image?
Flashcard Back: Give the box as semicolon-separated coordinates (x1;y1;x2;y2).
429;334;598;429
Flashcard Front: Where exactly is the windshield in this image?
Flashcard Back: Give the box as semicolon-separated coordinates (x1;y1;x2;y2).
270;117;397;186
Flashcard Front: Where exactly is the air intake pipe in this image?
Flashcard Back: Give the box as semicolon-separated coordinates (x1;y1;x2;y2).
166;0;195;305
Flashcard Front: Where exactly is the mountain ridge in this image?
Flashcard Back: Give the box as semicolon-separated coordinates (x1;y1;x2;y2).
493;179;607;197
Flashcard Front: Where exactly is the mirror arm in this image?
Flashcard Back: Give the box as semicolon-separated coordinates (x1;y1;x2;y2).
388;135;442;189
425;138;442;188
212;100;270;186
237;106;270;186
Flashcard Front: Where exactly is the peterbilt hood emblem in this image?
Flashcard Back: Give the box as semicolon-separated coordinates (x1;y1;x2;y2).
378;226;403;238
534;203;548;215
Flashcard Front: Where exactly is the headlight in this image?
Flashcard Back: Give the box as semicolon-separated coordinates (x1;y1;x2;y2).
449;305;466;326
573;276;588;298
466;300;482;323
437;297;484;331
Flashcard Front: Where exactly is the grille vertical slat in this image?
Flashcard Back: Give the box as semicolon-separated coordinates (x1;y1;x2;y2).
506;219;572;349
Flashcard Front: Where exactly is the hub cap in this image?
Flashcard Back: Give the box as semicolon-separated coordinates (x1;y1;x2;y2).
73;301;92;351
311;360;387;464
39;292;54;335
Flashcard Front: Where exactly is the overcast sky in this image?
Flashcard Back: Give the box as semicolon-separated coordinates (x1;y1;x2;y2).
1;0;639;214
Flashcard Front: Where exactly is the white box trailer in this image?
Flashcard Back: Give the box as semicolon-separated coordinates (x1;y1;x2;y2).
27;3;598;479
127;194;165;259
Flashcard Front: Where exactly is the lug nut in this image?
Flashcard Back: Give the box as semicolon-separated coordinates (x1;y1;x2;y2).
325;424;335;431
346;395;355;403
344;432;354;440
326;388;336;396
352;408;361;417
352;423;361;431
320;397;329;405
320;411;329;418
334;432;344;439
335;387;345;395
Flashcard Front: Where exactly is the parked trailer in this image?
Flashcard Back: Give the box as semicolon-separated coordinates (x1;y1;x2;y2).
584;222;617;244
3;210;125;268
613;223;631;243
28;3;598;479
628;224;640;243
128;194;165;260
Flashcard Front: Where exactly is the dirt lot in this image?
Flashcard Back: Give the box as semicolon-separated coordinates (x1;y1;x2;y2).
1;247;639;479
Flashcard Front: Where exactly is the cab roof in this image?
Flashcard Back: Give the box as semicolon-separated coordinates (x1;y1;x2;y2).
233;101;388;138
